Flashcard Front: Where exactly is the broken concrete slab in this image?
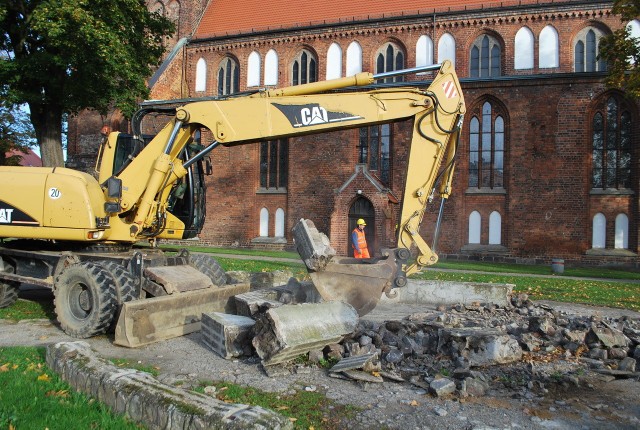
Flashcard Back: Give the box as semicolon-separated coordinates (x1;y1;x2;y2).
46;341;292;430
342;369;383;383
330;353;377;373
201;312;255;359
439;327;523;367
252;301;358;366
234;289;283;318
226;270;294;290
586;325;630;348
380;279;513;308
292;219;336;271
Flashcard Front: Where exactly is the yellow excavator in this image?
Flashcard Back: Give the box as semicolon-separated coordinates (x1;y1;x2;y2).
0;61;465;347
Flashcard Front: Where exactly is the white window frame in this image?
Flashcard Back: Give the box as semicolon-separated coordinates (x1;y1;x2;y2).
615;213;629;249
247;51;261;87
346;42;362;76
195;58;207;92
489;211;502;245
326;43;342;80
539;25;559;68
275;208;285;237
468;211;481;244
264;49;278;86
260;208;269;237
592;213;606;249
514;27;534;70
438;33;456;68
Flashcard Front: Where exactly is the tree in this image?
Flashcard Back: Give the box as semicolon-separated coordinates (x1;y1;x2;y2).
0;0;174;166
0;102;35;165
598;0;640;98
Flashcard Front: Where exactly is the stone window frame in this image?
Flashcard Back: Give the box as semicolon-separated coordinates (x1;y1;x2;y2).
573;26;608;73
468;100;506;190
470;34;502;78
375;41;405;83
217;56;240;96
292;48;318;86
590;94;633;191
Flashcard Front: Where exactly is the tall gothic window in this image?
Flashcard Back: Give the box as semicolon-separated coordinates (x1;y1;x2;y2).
359;124;392;185
259;139;288;190
469;102;504;189
292;49;317;86
574;28;608;72
217;57;239;96
592;96;632;189
470;35;501;77
375;43;405;83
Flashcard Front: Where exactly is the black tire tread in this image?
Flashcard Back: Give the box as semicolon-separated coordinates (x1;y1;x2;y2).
54;261;118;338
0;282;19;308
189;254;226;286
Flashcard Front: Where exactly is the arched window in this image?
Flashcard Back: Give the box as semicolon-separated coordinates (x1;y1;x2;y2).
326;43;342;80
264;49;278;86
359;123;392;185
217;57;239;96
574;27;607;72
470;35;501;77
539;25;559;68
260;208;269;237
292;49;317;86
437;33;456;68
592;95;633;189
489;211;502;245
375;42;405;83
514;27;534;70
469;102;505;189
346;42;363;76
247;51;261;87
416;35;434;68
615;213;629;249
468;211;481;244
259;139;288;190
195;58;207;92
275;208;285;237
592;213;606;248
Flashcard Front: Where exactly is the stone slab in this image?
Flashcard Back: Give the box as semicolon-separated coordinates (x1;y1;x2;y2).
380;279;513;307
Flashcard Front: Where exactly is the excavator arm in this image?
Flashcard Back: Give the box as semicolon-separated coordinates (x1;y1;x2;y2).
101;60;465;316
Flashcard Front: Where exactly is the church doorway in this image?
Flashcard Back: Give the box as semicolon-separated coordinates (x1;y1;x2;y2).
348;196;375;257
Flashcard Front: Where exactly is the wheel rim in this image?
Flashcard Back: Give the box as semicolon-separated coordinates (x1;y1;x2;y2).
68;282;92;320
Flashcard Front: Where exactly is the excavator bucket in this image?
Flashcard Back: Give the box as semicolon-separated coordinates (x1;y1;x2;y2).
293;219;404;316
114;265;250;347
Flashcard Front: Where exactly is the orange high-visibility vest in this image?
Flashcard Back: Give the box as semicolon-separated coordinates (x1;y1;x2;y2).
352;227;370;258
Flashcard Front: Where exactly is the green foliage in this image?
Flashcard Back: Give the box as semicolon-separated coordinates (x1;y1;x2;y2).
0;0;174;165
0;346;142;429
0;102;35;165
598;0;640;98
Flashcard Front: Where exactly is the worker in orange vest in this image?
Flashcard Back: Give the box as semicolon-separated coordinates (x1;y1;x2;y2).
351;218;370;258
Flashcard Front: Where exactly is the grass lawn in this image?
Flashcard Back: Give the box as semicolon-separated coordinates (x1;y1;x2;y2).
0;347;142;429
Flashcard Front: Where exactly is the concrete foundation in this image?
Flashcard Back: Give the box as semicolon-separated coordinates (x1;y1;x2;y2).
380;279;513;307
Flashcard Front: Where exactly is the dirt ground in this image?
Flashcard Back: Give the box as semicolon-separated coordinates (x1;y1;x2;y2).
1;289;639;430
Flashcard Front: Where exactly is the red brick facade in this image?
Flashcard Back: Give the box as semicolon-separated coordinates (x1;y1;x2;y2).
67;1;640;266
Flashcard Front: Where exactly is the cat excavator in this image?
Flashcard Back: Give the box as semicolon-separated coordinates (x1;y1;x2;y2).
0;61;465;347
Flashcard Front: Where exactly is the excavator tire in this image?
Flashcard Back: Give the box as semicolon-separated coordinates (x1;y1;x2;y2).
0;281;19;308
54;261;118;338
100;261;139;332
189;254;226;286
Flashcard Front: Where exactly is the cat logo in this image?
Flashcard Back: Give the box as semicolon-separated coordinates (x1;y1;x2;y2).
301;106;328;125
272;103;363;128
0;208;14;224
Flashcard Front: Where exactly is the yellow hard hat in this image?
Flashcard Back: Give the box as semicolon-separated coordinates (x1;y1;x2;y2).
357;218;366;226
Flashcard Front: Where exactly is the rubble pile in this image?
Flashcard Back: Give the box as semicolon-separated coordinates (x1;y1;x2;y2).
202;268;639;400
319;293;640;398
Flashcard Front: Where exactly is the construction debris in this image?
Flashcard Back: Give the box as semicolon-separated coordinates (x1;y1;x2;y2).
201;312;255;359
292;218;336;272
252;301;358;366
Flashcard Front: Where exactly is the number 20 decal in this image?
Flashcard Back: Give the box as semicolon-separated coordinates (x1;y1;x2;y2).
49;188;61;199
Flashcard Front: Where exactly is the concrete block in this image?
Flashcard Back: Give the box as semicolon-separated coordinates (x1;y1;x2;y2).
234;289;283;318
252;301;358;366
440;327;523;366
292;219;336;271
380;279;513;308
201;312;256;359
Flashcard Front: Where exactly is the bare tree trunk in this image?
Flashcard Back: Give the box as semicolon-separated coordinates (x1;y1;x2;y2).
28;102;65;167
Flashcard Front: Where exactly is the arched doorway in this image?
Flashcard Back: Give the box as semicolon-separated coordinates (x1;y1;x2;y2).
348;196;375;257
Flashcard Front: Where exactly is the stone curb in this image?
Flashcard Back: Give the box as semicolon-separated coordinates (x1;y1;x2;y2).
46;341;293;430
